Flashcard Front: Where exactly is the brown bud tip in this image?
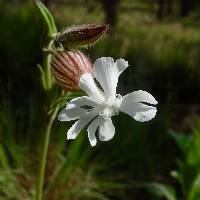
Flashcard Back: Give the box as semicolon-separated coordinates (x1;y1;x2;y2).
55;24;109;49
51;50;93;91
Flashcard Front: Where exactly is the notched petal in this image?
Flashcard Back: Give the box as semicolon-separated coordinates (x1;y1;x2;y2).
93;57;118;97
133;107;157;122
58;107;86;121
120;90;158;122
122;90;158;106
115;58;129;75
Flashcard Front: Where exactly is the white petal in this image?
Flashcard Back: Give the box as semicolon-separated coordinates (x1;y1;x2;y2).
87;116;103;146
120;90;157;122
115;58;129;75
70;96;100;108
94;57;128;98
133;107;157;122
120;102;155;118
58;107;86;121
99;118;115;141
78;73;105;102
67;111;97;140
120;102;157;122
121;90;158;105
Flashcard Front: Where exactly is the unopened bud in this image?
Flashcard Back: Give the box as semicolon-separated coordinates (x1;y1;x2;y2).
55;24;109;49
51;50;93;91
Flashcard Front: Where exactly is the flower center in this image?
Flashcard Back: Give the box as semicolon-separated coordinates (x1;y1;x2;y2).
99;94;122;119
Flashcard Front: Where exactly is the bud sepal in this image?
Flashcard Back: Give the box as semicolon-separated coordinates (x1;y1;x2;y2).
55;24;109;49
50;50;93;91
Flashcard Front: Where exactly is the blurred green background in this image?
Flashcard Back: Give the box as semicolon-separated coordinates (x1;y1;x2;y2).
1;0;200;199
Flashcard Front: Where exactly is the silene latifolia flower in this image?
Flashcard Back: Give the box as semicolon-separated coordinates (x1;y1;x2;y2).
57;57;158;146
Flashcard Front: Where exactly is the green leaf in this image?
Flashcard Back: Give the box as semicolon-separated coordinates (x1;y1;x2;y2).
188;173;200;200
169;130;193;154
170;170;180;180
37;64;47;90
0;144;10;170
187;144;200;166
44;134;86;195
34;0;57;37
186;123;200;165
61;134;86;177
145;182;177;200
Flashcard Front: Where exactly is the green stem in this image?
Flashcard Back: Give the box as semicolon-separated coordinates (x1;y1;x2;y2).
35;106;59;200
43;53;52;90
43;39;54;90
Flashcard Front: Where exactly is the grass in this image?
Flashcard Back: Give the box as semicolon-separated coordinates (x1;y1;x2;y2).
0;0;200;199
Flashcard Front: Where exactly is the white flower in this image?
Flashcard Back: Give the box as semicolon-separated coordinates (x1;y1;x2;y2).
58;57;158;146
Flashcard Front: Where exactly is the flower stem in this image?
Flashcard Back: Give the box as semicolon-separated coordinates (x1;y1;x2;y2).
43;52;52;90
35;106;59;200
44;40;54;90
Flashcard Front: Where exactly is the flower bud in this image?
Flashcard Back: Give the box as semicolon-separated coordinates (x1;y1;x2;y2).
51;50;93;91
55;24;109;49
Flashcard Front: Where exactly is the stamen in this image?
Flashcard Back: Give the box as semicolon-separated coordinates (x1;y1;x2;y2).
115;94;122;101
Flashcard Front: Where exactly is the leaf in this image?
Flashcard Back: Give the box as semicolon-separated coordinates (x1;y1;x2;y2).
37;64;47;90
186;123;200;165
169;130;193;154
187;144;200;166
170;170;179;180
34;0;57;37
44;134;86;195
0;144;10;171
189;125;200;165
48;91;84;115
61;133;86;177
145;182;177;200
81;191;110;200
188;173;200;200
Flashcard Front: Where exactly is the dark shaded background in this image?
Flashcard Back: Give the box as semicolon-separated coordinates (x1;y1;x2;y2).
0;0;200;199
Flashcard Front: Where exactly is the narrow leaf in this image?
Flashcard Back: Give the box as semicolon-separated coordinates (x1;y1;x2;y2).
145;182;177;200
34;0;57;36
0;144;10;170
169;130;193;154
37;64;46;90
188;173;200;200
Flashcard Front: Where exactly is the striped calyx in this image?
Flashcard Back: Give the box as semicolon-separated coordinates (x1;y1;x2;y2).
51;50;93;91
